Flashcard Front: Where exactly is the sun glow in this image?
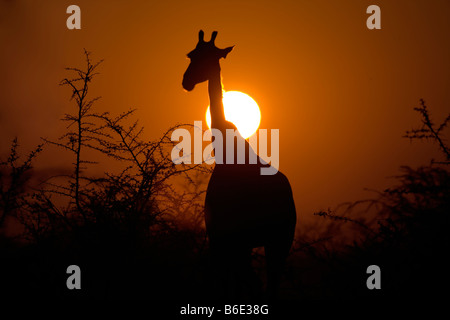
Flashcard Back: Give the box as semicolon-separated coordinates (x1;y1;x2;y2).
206;91;261;139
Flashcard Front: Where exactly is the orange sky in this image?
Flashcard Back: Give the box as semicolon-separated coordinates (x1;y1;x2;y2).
1;0;449;223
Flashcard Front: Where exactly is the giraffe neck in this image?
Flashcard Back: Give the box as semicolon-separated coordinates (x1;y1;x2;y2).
208;71;226;130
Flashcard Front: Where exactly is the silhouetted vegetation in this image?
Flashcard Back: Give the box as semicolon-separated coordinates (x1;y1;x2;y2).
286;99;450;299
404;99;450;165
1;51;448;300
0;51;211;299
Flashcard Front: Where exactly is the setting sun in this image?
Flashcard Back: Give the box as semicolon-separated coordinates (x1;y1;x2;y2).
206;91;261;139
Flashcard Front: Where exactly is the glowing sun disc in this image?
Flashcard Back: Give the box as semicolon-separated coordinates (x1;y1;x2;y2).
206;91;261;139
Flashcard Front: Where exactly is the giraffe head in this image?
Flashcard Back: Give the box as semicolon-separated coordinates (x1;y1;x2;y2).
182;30;234;92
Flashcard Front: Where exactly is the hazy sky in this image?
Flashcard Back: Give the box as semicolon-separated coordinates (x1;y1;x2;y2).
1;0;449;222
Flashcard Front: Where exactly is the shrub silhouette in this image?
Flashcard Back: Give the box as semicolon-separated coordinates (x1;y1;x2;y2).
0;138;42;230
286;99;450;299
0;50;211;299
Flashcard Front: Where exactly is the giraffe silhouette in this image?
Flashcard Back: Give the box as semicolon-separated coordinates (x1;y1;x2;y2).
182;30;297;299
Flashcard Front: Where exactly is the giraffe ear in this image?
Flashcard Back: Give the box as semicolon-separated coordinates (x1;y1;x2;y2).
219;46;234;59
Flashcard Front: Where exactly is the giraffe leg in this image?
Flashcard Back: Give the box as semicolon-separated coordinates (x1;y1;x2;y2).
207;240;231;299
232;247;263;299
244;248;264;299
208;240;251;299
264;237;292;300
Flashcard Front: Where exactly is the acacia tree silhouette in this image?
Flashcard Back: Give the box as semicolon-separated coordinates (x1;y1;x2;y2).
0;50;212;298
298;99;450;299
40;49;104;223
19;50;209;239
